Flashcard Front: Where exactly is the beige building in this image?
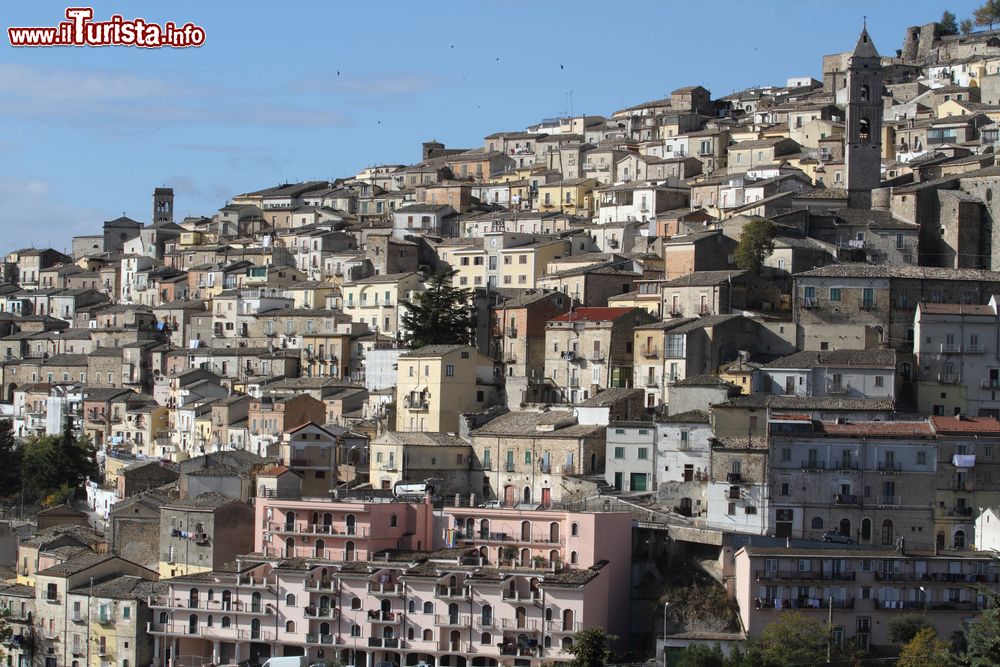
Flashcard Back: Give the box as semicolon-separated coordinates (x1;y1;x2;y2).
541;307;655;404
469;410;605;506
342;272;425;336
395;345;500;433
370;431;473;495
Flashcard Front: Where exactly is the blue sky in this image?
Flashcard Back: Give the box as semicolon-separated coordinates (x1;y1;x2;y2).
0;0;984;251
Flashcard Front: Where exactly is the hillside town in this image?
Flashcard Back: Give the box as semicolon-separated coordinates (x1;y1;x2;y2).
8;13;1000;667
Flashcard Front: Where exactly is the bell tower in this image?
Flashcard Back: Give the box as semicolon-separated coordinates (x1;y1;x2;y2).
152;187;174;224
844;24;883;209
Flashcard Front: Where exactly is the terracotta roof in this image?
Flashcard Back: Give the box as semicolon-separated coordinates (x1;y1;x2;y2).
549;307;637;323
931;415;1000;434
819;421;933;436
918;303;995;316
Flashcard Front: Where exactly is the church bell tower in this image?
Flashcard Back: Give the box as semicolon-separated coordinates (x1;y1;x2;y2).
844;24;883;209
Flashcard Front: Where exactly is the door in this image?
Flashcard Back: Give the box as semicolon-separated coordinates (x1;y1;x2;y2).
504;485;516;507
540;487;552;508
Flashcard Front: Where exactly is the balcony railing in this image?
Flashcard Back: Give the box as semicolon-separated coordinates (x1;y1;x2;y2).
877;462;901;472
641;348;660;359
367;583;403;596
940;343;959;354
878;495;901;506
983;379;1000;390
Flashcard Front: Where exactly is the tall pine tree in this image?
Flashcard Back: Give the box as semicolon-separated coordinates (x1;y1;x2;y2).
0;420;21;498
400;269;475;348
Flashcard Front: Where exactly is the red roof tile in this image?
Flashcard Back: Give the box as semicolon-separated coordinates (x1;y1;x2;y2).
549;307;636;323
931;415;1000;434
821;421;933;436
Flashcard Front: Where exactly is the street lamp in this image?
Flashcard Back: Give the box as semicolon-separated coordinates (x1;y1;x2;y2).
920;586;928;615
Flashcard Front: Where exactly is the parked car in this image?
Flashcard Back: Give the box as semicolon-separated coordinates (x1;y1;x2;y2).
822;531;852;544
479;500;503;509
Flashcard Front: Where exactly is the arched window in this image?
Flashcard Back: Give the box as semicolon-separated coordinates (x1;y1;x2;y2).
351;624;361;637
351;597;361;610
286;621;295;633
345;541;355;561
811;517;824;530
390;514;398;528
861;518;872;542
481;632;492;645
571;522;579;537
206;615;213;627
221;616;231;628
408;627;415;640
859;118;871;142
954;530;966;549
285;594;296;607
423;629;433;641
860;84;870;102
315;539;325;558
570;551;578;565
839;519;851;538
408;600;416;613
562;637;574;650
158;612;167;624
423;601;433;614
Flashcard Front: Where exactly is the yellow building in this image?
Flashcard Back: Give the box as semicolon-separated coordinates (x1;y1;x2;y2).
439;244;487;288
342;272;424;336
395;345;499;433
537;178;598;216
369;431;473;493
497;239;564;289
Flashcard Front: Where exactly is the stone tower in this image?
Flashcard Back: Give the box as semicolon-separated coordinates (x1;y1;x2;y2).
844;25;883;209
152;187;174;224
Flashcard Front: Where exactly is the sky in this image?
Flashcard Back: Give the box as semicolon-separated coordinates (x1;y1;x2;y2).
0;0;987;252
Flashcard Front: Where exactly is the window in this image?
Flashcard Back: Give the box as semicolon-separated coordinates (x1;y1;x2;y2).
875;376;884;387
637;448;648;460
445;365;454;377
829;288;841;301
780;483;789;496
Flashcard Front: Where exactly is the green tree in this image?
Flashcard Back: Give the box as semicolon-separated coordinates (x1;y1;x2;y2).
677;643;726;667
963;591;1000;665
733;218;776;275
939;10;960;35
974;0;1000;30
0;420;21;498
889;614;937;645
754;611;856;666
21;419;97;503
962;18;975;34
567;628;615;667
399;269;475;349
898;627;955;667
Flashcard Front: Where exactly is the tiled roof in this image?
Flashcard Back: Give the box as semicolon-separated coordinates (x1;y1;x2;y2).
549;307;636;323
918;303;995;316
795;263;1000;282
763;349;896;369
931;415;1000;434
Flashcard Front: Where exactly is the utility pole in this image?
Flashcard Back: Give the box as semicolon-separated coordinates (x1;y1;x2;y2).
826;595;833;664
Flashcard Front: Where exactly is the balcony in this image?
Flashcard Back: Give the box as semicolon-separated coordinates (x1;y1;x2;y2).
588;351;605;363
545;620;583;633
435;586;471;601
367;582;403;596
801;297;817;308
501;590;540;603
965;343;984;354
755;597;854;610
367;610;400;623
800;460;825;471
826;383;850;395
435;614;469;628
405;397;429;411
305;634;340;646
304;606;339;619
877;462;901;473
726;472;743;483
835;494;860;505
940;343;960;354
861;301;877;311
878;495;901;506
368;637;401;648
506;327;518;338
938;373;961;384
501;618;540;631
641;348;659;359
644;378;659;388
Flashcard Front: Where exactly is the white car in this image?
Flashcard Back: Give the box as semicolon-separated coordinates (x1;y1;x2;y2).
479;500;503;509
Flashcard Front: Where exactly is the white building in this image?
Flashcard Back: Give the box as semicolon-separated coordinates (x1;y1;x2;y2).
759;349;897;400
656;411;713;518
914;301;1000;418
605;422;657;493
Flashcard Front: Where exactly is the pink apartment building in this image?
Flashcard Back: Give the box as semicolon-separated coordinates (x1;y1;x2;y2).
147;488;632;667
